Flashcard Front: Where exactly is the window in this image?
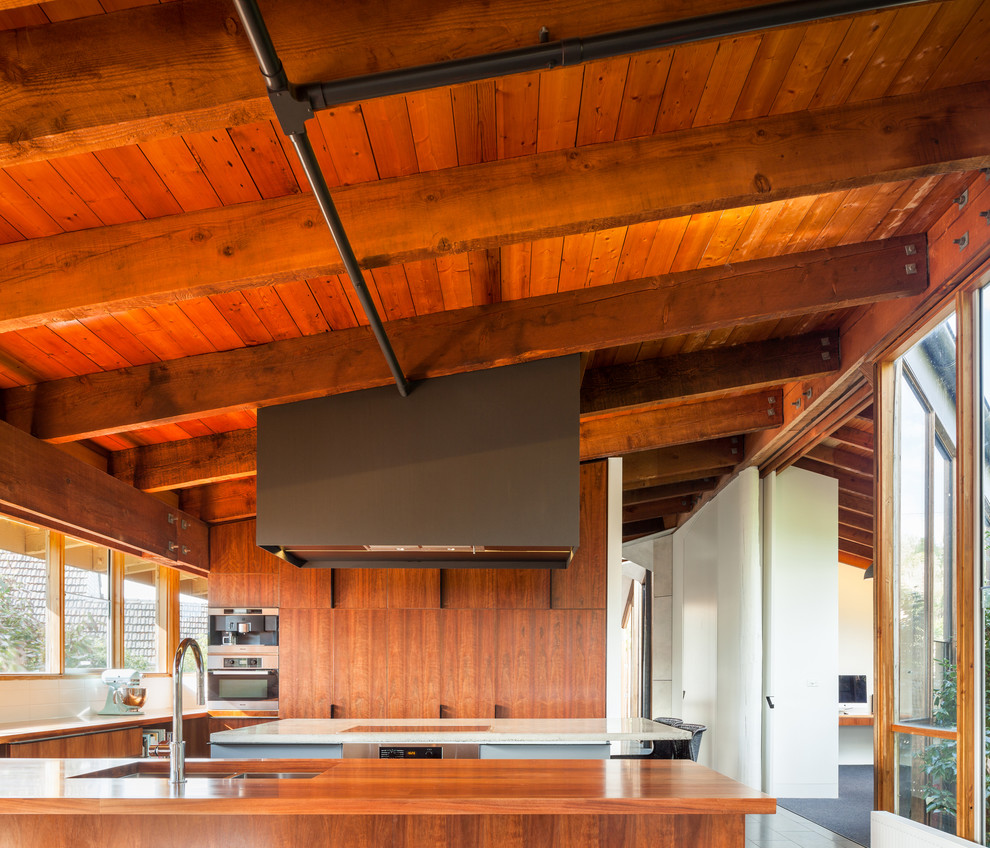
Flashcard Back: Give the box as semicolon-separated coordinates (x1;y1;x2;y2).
64;536;110;673
892;315;957;834
0;514;207;676
0;516;47;673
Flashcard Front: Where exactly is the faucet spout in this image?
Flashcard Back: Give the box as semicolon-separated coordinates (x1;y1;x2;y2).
169;638;205;785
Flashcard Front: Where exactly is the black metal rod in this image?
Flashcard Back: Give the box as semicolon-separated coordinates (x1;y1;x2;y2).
288;132;412;397
303;0;926;109
231;0;412;397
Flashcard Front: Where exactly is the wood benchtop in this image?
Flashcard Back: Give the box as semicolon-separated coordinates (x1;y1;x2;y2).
0;709;209;745
0;757;776;816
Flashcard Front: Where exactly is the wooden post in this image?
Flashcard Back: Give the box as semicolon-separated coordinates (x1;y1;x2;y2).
873;361;896;813
954;289;978;841
109;550;125;669
44;532;65;676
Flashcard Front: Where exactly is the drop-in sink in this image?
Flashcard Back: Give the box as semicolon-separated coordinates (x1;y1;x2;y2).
69;762;322;780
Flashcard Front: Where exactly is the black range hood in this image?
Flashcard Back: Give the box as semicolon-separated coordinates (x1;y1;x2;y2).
256;356;580;568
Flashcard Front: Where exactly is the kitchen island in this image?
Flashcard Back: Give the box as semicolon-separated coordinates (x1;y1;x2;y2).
0;755;774;848
210;716;691;759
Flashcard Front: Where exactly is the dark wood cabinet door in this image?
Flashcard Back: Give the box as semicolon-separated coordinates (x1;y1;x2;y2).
279;607;333;718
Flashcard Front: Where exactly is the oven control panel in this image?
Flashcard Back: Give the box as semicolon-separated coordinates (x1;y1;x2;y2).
379;746;442;759
222;656;262;668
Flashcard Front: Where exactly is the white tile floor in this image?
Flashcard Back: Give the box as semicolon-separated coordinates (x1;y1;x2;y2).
746;806;866;848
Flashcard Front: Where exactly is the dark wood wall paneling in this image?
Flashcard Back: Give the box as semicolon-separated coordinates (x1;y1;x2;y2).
208;461;608;718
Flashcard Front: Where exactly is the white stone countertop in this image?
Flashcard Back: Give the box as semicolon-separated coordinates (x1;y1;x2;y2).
210;717;691;744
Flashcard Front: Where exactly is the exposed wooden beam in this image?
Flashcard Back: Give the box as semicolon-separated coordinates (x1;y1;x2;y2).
838;522;874;549
806;444;872;477
622;518;667;542
839;551;872;570
794;458;874;498
2;74;976;327
831;425;874;451
623;517;676;539
623;495;699;523
0;0;781;168
3;237;925;442
581;332;838;413
623;439;742;490
110;428;257;492
840;538;875;561
0;419;207;571
179;478;257;524
580;389;782;460
839;490;874;517
622;477;719;504
839;507;873;533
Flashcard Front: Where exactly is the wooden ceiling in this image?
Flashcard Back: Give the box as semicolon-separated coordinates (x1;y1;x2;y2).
1;0;989;568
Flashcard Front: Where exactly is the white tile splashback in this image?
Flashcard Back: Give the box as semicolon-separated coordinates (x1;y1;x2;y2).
0;673;202;723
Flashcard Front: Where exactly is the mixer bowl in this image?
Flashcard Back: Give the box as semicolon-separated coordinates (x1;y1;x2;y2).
120;686;147;708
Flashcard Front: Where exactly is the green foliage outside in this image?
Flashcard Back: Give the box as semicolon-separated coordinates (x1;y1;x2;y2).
0;574;44;672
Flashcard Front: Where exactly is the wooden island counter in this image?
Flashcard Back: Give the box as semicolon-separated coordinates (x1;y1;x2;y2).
0;756;774;848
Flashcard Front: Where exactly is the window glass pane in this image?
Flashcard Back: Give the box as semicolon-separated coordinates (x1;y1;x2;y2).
0;517;46;673
178;572;208;672
897;376;929;722
896;732;957;834
123;556;158;672
64;537;109;673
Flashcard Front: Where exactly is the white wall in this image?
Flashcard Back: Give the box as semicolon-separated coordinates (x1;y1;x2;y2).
672;468;763;787
605;457;624;718
763;467;839;798
838;562;874;765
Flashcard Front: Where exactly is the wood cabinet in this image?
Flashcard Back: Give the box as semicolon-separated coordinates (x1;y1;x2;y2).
7;726;142;758
209;519;280;607
279;608;333;718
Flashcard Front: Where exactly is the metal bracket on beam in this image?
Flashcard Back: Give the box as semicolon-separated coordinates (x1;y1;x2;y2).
268;88;314;137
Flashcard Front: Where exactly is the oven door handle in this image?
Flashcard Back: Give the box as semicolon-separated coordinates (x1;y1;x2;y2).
209;670;275;676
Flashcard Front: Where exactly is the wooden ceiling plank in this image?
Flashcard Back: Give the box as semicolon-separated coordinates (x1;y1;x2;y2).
360;94;420;179
669;211;723;273
923;0;990;91
623;438;742;488
316;105;380;185
402;259;447;317
48;151;144;226
576;57;629;145
369;265;418;321
6;81;981;330
468;248;501;306
807;9;898;110
580;388;783;459
581;330;840;413
271;280;333;336
500;242;532;302
614;50;672;141
693;34;762;128
536;64;584;153
4;236;926;441
529;236;565;297
557;231;596;292
731;26;806;120
227;120;301;200
306;275;360;331
700;205;755;266
5;160;102;232
846;4;939;103
406;87;460;171
450;79;497;167
93;145;183;218
0;169;61;237
182;127;262;205
656;40;720;133
769;17;850;115
585;226;626;288
496;70;540;160
175;297;244;351
886;0;979;96
138;134;222;213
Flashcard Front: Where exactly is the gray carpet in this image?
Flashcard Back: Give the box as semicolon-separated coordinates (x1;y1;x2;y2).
777;765;873;847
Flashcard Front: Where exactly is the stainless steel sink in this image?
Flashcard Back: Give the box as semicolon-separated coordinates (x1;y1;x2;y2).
69;763;322;780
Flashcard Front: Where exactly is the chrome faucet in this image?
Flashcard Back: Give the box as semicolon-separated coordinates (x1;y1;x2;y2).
170;637;206;784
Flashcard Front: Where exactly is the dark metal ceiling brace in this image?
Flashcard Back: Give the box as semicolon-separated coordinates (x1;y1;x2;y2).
232;0;413;398
300;0;926;109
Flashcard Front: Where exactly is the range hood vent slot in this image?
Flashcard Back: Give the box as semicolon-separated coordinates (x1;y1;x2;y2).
256;357;580;568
